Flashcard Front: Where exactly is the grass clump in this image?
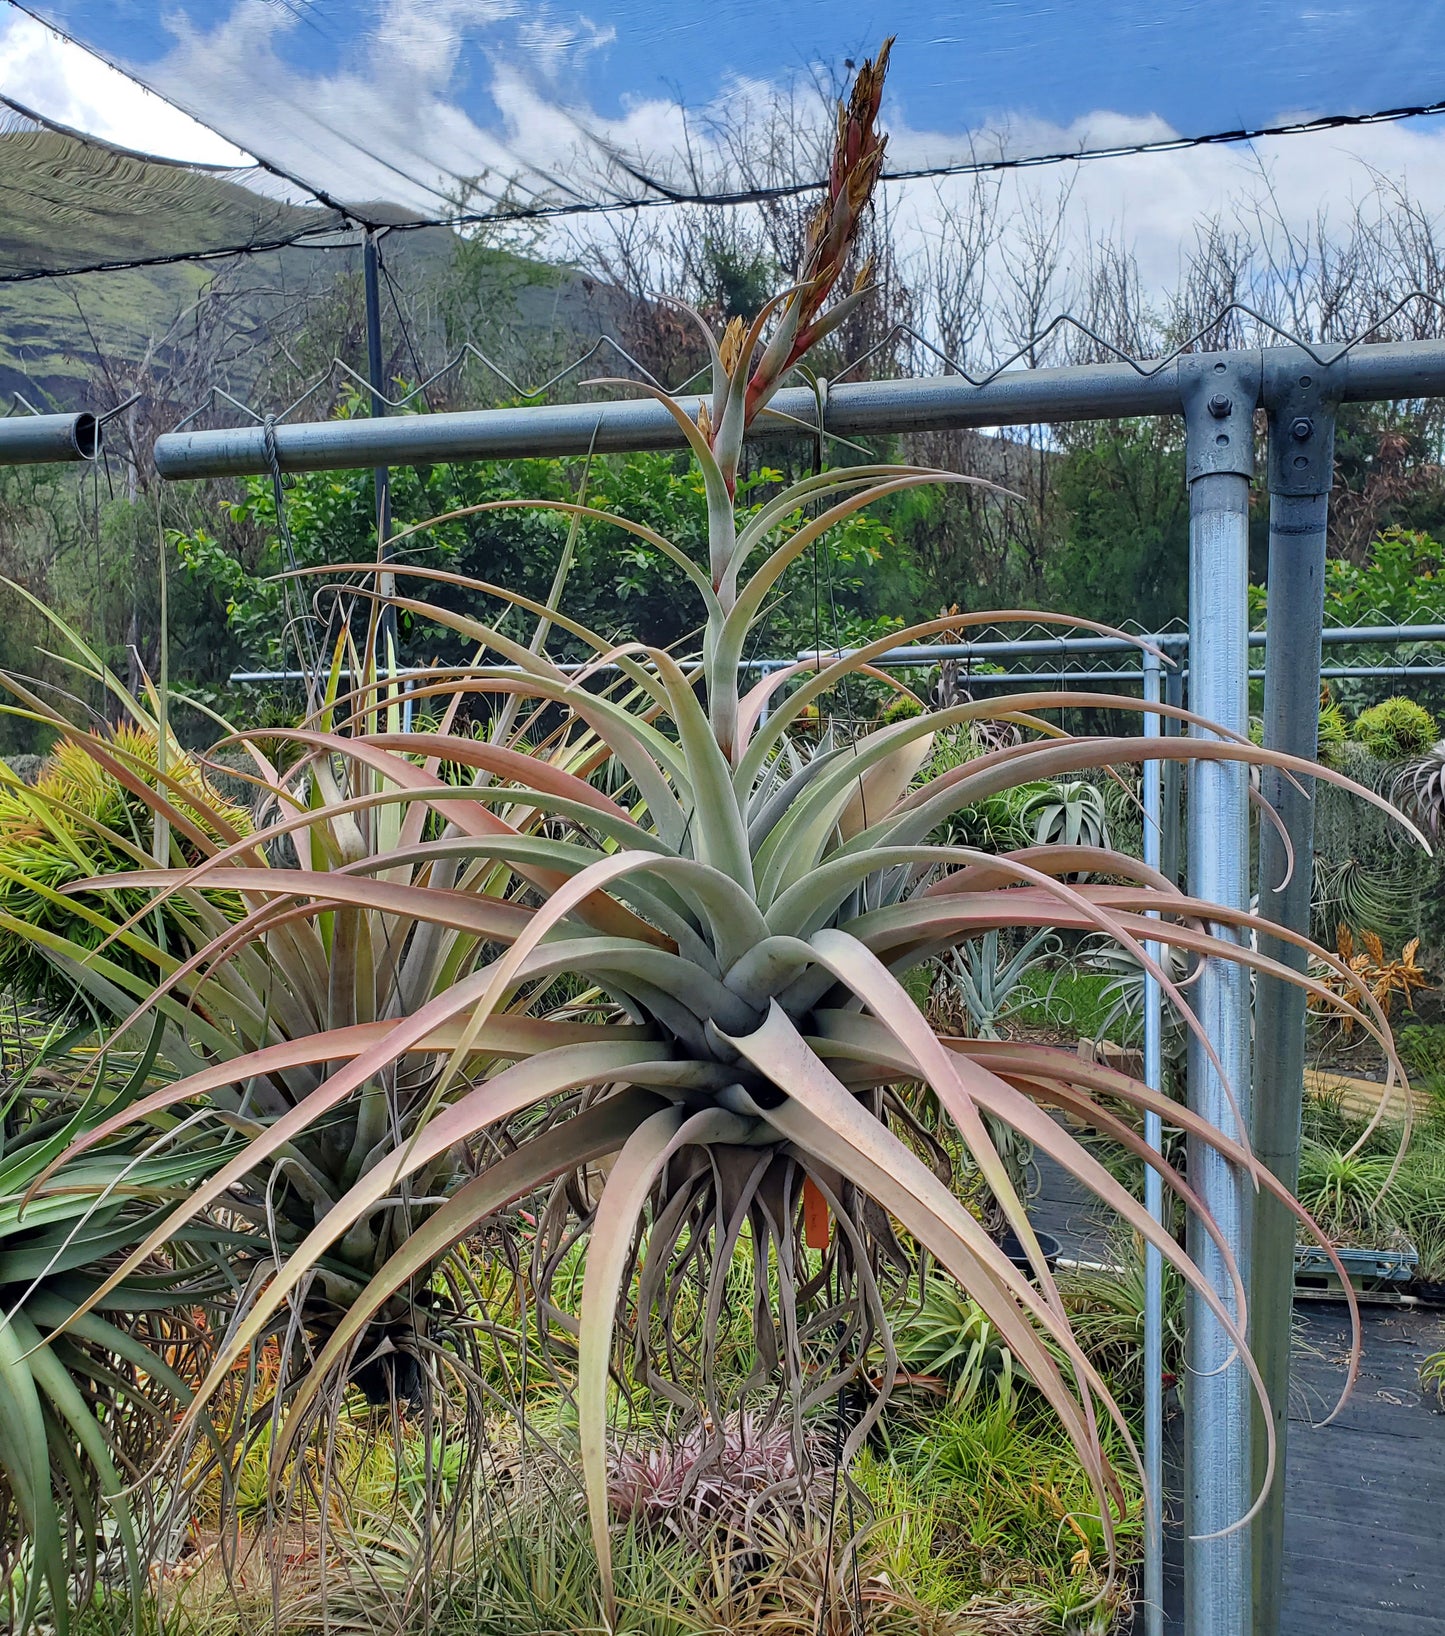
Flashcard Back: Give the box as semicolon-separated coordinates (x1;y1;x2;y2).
857;1397;1141;1632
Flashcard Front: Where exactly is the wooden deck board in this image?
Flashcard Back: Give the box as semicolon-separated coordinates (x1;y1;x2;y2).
1030;1149;1445;1635
1130;1304;1445;1634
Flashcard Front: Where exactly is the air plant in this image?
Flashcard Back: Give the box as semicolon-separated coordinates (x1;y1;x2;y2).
1314;927;1431;1038
1296;1140;1402;1244
1393;738;1445;841
1015;780;1112;851
1352;696;1438;762
1076;936;1192;1078
13;40;1419;1623
928;927;1062;1041
893;1274;1017;1409
607;1411;818;1539
0;722;250;1009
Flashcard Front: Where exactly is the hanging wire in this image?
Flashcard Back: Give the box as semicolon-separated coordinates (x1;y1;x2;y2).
11;70;1445;290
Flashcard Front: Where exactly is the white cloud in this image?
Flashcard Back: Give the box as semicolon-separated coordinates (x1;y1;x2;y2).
7;0;1445;338
0;7;252;166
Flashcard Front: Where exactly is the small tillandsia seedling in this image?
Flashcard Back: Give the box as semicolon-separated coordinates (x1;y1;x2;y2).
12;40;1426;1629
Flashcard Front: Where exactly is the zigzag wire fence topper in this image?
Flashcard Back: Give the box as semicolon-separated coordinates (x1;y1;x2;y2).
158;287;1445;440
166;336;713;434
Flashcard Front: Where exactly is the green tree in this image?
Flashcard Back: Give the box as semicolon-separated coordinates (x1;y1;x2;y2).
1249;526;1445;715
1044;420;1189;629
174;406;921;674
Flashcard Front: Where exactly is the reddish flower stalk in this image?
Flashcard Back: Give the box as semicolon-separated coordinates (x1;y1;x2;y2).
698;39;894;498
739;37;893;430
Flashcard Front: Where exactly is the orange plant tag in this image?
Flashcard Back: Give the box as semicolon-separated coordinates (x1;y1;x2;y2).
803;1175;831;1249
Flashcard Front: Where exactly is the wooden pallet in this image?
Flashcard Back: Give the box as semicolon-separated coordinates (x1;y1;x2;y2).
1302;1067;1430;1123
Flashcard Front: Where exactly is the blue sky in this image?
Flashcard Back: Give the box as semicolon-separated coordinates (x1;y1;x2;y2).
11;0;1445;377
22;0;1445;156
10;0;1445;298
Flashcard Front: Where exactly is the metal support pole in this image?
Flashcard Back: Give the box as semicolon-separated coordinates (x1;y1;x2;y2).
1251;353;1339;1633
153;338;1445;482
362;229;397;685
1142;648;1166;1636
1179;351;1260;1635
362;230;393;557
1162;667;1185;888
0;412;99;465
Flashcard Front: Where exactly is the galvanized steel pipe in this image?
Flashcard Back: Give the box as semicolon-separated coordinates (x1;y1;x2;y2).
0;412;99;464
1251;358;1338;1631
1181;354;1258;1633
1142;648;1166;1636
152;338;1445;480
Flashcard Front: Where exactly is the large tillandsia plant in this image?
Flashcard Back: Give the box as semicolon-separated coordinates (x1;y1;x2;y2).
30;41;1422;1619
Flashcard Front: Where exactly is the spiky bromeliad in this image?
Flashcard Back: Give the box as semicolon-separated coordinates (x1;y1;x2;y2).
34;39;1417;1614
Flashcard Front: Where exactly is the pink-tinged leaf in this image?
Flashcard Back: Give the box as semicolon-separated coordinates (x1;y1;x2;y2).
797;926;1281;1532
806;1006;1250;1346
75;866;535;944
736;610;1167;781
260;730;673;949
943;1035;1363;1421
274;1087;670;1469
922;844;1182;898
360;732;644;828
725;1003;1133;1550
186;1055;723;1432
807;928;1088;1308
579;1102;756;1613
837;732;934;841
882;712;1426;853
777;848;1243;1149
38;955;671;1332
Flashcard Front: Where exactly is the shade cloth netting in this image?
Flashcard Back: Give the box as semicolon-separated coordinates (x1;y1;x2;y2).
4;0;1445;282
0;99;345;281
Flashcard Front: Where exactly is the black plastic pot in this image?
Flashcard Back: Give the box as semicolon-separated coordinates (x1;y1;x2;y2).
997;1227;1062;1273
1413;1278;1445;1304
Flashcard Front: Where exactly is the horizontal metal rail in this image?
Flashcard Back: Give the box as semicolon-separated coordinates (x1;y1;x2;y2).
0;412;99;465
226;624;1445;685
828;624;1445;665
155;339;1445;480
863;665;1445;684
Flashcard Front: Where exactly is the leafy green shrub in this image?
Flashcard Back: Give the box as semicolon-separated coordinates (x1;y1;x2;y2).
0;719;250;1007
1398;1022;1445;1082
1352;696;1439;761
